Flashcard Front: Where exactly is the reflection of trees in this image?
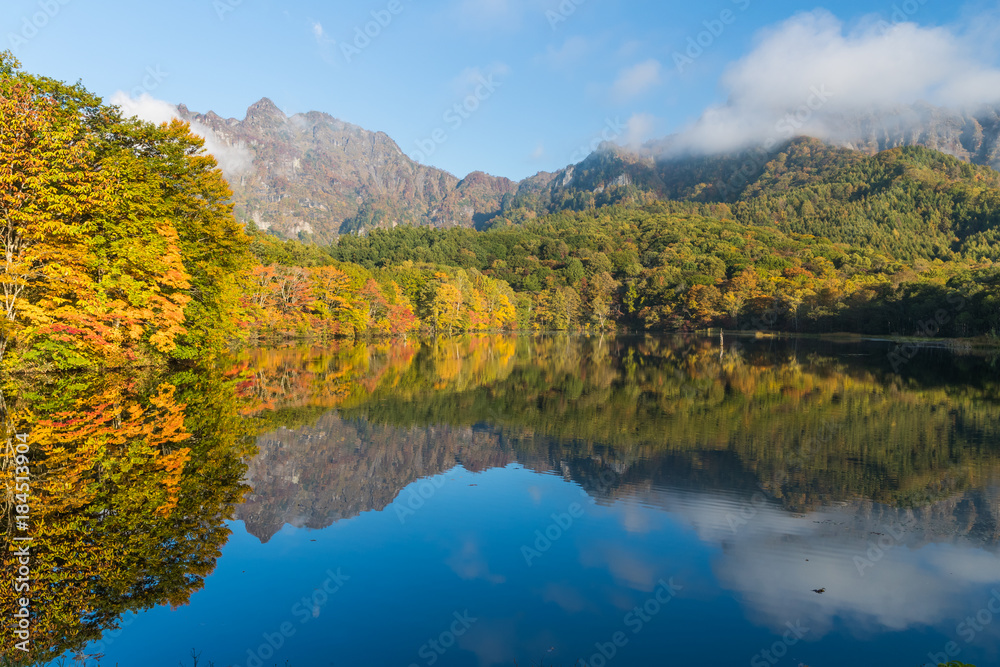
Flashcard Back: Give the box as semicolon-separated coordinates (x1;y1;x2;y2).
228;335;1000;542
4;334;995;660
0;368;254;664
322;334;1000;511
236;335;518;429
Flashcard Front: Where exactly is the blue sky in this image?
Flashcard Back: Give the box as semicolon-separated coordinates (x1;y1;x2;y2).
2;0;994;181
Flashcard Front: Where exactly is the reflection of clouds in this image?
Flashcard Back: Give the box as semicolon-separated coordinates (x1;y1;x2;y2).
610;485;1000;637
542;583;592;613
581;545;659;593
464;618;518;667
528;485;543;506
618;502;654;534
714;539;968;634
446;537;506;584
924;548;1000;585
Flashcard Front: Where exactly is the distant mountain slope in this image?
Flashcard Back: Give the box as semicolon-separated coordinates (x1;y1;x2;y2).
827;104;1000;166
731;140;1000;260
179;99;1000;242
494;139;1000;261
500;105;1000;220
178;98;515;243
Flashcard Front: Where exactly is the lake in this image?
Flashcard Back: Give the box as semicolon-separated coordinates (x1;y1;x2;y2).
6;334;1000;667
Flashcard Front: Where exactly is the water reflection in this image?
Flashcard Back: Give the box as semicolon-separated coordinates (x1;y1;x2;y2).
3;334;1000;665
243;334;1000;523
1;369;254;665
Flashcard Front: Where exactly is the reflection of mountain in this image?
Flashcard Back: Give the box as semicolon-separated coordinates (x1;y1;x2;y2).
234;336;1000;542
230;333;1000;645
236;401;1000;647
237;415;516;542
238;404;1000;541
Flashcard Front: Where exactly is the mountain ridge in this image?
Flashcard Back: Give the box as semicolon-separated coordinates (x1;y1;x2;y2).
177;99;520;243
178;99;1000;242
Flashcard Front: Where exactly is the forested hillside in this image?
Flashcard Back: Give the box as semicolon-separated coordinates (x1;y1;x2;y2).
311;203;1000;337
499;138;1000;264
3;57;1000;376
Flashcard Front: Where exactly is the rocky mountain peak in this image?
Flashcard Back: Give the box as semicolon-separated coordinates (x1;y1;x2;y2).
246;97;286;122
177;98;1000;241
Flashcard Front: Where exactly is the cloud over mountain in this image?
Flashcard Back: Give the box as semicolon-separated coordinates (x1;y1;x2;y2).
665;10;1000;156
109;92;254;178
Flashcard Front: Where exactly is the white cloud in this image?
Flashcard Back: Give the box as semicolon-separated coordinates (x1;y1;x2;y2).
308;19;339;67
109;93;178;127
623;113;658;148
451;63;511;96
610;59;662;102
538;36;591;69
110;92;254;178
453;0;549;29
530;142;546;161
667;10;1000;156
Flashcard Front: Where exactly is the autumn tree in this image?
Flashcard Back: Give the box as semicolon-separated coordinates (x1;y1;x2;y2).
1;54;252;370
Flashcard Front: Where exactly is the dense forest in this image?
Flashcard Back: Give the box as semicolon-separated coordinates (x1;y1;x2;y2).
2;56;999;375
277;202;1000;339
0;54;250;373
253;141;1000;341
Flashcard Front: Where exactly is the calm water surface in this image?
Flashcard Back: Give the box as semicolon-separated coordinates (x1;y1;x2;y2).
8;334;1000;667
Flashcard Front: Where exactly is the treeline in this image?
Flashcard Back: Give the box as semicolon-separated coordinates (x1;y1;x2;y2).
299;204;1000;338
239;259;517;338
0;53;250;372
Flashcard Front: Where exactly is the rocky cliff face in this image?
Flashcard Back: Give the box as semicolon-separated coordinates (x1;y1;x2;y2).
179;99;1000;240
178;98;516;243
823;104;1000;166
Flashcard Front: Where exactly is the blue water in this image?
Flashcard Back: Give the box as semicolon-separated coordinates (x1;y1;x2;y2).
39;335;1000;667
84;463;1000;667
